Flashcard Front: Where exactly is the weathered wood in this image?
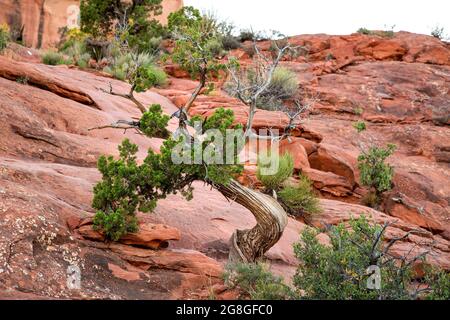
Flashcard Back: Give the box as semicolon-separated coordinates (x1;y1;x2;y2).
217;179;288;262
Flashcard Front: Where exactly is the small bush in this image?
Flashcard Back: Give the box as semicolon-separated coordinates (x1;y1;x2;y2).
0;23;10;52
222;35;241;51
424;268;450;300
42;51;67;65
357;27;372;35
294;216;415;300
358;144;396;202
239;29;257;42
278;175;321;217
105;52;167;88
254;67;299;110
431;26;445;40
139;104;170;139
93;209;138;241
224;263;295;300
257;153;294;192
353;121;366;133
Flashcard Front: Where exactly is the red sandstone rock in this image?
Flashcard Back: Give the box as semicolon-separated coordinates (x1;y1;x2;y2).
76;219;181;249
0;30;449;300
279;138;310;170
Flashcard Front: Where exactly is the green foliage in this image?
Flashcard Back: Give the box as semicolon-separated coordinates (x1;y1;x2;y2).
228;66;299;111
294;216;415;300
431;26;446;40
221;35;241;51
357;27;372;35
80;0;164;52
42;51;70;65
170;9;225;79
278;175;321;217
239;29;257;42
58;30;92;68
93;209;138;241
353;121;366;133
139;104;170;138
104;52;166;90
92;108;243;240
224;263;295;300
357;27;394;38
167;6;202;33
257;153;294;192
358;144;396;196
424;268;450;300
0;23;10;53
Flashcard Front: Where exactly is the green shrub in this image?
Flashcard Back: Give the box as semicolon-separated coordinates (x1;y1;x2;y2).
357;27;372;35
224;263;295;300
222;35;241;51
358;144;396;205
231;66;299;111
139;104;170;138
93;209;138;241
353;121;366;133
424;268;450;300
0;23;10;53
257;153;294;191
239;29;257;42
80;0;164;52
431;26;445;40
278;175;320;217
104;52;166;88
294;216;416;300
42;51;67;65
167;6;202;33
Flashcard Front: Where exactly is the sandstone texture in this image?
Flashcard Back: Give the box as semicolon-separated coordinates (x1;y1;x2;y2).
0;31;449;299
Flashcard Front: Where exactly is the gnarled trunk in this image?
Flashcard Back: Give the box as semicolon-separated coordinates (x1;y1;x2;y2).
217;179;288;263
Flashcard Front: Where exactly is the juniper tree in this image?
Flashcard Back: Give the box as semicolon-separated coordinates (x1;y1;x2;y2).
80;0;165;52
90;14;312;263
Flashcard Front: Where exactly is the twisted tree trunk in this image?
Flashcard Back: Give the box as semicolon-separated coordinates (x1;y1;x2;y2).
217;179;288;263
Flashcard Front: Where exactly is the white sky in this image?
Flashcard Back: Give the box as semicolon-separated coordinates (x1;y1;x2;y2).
184;0;450;37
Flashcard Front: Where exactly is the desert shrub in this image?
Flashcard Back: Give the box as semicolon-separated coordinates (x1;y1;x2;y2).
0;23;10;52
278;175;320;217
80;0;164;52
224;263;295;300
170;9;226;79
139;104;170;139
222;35;241;51
294;216;417;300
59;35;92;68
167;6;202;33
357;27;372;35
257;153;294;191
424;268;450;300
353;121;366;132
104;52;166;87
42;51;68;65
357;27;394;38
431;26;445;40
93;209;138;241
233;66;298;111
239;29;257;42
16;76;29;85
358;144;396;206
